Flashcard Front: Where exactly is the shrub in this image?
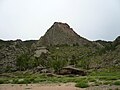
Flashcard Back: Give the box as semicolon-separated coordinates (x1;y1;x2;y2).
75;81;89;88
50;56;67;74
113;81;120;85
0;80;4;84
29;78;35;83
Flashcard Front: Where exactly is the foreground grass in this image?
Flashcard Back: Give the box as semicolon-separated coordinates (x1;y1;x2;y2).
75;81;89;88
0;70;120;88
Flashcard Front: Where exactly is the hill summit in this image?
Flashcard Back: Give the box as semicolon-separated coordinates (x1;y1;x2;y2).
37;22;91;46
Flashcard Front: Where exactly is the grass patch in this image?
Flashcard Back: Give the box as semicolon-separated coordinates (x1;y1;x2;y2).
103;81;112;85
98;76;119;81
12;78;32;84
75;81;89;88
0;71;120;87
90;71;120;77
87;77;96;82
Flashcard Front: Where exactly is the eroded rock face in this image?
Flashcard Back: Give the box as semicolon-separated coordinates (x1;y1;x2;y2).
37;22;92;46
34;47;48;57
0;40;37;73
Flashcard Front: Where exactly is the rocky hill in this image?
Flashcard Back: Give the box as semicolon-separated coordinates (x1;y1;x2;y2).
0;22;120;73
0;39;37;72
36;22;92;46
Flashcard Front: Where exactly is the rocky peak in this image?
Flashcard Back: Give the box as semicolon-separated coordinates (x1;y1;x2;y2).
53;22;70;28
37;22;92;46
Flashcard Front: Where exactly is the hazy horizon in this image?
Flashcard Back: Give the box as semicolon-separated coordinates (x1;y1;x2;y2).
0;0;120;41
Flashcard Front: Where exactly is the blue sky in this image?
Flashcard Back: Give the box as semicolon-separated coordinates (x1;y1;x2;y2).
0;0;120;41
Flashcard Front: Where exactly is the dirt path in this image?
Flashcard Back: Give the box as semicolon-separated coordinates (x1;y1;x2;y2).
0;83;83;90
0;83;120;90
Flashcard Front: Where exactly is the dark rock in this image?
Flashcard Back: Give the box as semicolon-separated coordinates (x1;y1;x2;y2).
59;66;87;76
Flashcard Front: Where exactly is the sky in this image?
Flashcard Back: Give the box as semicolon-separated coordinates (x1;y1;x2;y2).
0;0;120;41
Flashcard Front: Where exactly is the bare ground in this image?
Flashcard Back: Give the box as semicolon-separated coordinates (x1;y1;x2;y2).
0;83;120;90
0;83;82;90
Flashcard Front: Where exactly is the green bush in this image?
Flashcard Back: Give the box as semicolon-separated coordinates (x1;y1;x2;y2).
113;81;120;85
75;81;89;88
0;80;4;84
29;78;35;83
50;56;67;74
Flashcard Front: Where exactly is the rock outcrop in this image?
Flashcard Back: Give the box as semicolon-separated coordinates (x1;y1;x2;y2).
0;39;37;73
36;22;92;46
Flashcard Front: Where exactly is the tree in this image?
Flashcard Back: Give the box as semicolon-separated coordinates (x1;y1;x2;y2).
77;59;90;70
39;53;48;67
16;53;30;71
50;55;67;74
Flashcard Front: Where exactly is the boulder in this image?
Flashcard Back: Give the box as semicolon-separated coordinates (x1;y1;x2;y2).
60;66;87;76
